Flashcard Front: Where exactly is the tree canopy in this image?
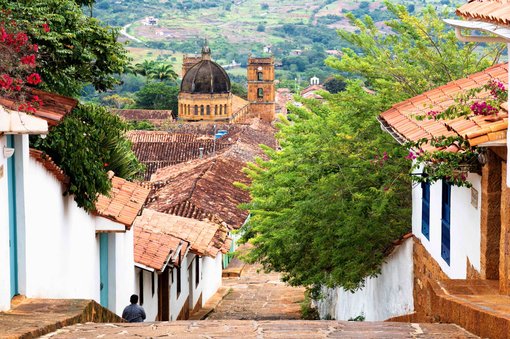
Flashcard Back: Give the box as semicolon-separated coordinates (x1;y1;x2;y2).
239;2;503;291
1;0;129;97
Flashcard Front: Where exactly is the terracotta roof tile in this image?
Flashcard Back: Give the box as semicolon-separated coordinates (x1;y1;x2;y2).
145;120;276;229
133;209;223;257
0;90;77;126
457;0;510;26
127;125;241;180
29;149;69;184
379;63;508;149
134;226;187;271
95;177;150;228
111;109;174;126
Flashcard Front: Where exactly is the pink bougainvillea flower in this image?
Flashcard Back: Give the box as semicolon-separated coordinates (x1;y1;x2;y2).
42;23;50;33
405;151;417;160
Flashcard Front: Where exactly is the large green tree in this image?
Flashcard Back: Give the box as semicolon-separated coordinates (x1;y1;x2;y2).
240;2;503;291
1;0;129;97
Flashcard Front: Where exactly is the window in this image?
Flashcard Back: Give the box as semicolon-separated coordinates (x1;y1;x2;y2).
421;182;430;240
441;181;451;265
176;266;181;297
214;105;218;115
195;257;200;287
257;72;263;81
194;105;198;115
200;105;204;116
257;88;264;98
151;271;155;296
206;105;211;115
138;271;144;305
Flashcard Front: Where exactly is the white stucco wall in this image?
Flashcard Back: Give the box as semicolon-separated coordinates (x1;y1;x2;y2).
316;237;414;321
170;252;191;320
109;231;135;315
0;134;12;311
412;174;482;278
8;155;135;316
202;254;223;304
188;255;203;310
134;268;159;321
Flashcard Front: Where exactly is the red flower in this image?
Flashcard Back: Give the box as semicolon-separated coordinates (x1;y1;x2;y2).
42;23;50;33
0;73;13;89
20;54;36;67
26;73;41;85
32;44;38;52
103;163;109;167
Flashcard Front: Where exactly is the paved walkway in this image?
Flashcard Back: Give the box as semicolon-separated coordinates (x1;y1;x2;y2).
206;264;306;320
40;320;478;338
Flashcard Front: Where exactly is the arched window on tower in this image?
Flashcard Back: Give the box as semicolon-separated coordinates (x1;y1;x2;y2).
257;88;264;98
194;105;198;115
257;72;263;81
206;105;211;115
200;105;204;116
224;104;228;115
215;105;218;115
219;105;223;115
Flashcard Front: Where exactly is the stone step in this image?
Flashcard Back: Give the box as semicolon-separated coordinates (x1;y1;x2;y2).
41;320;478;338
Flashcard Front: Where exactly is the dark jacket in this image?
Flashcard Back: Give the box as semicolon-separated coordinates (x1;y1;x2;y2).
122;303;146;323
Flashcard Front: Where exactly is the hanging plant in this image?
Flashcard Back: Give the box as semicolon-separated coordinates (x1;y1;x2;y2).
406;79;507;187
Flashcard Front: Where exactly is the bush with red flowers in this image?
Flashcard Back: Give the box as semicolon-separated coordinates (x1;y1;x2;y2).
0;18;44;112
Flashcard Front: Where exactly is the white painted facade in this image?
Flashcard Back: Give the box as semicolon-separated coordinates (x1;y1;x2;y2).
135;268;159;321
316;237;414;321
135;252;223;321
0;134;15;311
0;133;135;315
412;173;482;278
202;254;223;303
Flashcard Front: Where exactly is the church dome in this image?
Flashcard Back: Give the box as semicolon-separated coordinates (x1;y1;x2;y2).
180;43;231;94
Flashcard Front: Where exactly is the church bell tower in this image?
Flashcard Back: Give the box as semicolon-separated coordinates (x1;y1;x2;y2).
247;56;275;122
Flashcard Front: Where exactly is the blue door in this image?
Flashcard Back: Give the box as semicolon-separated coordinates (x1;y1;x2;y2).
441;181;451;265
7;135;19;298
421;182;430;240
99;233;108;307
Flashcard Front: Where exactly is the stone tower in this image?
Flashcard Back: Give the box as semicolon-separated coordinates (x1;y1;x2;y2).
247;56;275;122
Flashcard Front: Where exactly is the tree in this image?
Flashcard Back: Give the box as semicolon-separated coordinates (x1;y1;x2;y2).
231;83;248;99
323;76;346;94
239;3;502;291
34;104;144;211
102;94;135;109
149;63;178;83
135;82;179;112
1;0;129;97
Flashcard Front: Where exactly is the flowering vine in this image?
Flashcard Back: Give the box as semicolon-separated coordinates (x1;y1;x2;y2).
0;15;46;113
406;79;507;187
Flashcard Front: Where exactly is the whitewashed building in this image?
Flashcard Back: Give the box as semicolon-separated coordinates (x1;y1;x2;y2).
0;96;150;316
133;209;229;321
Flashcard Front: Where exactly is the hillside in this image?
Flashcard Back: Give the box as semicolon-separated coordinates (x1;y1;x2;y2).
91;0;464;86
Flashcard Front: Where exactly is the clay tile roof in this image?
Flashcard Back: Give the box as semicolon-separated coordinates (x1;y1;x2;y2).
29;149;69;184
127;125;240;180
146;120;276;229
0;90;78;127
134;225;188;271
110;109;174;126
133;209;222;257
300;84;324;96
379;63;508;148
457;0;510;26
95;177;151;228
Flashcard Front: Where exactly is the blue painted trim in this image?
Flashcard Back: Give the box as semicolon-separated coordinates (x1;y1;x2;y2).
99;233;108;307
7;135;19;298
421;182;430;240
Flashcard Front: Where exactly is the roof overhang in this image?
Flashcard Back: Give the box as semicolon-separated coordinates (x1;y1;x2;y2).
135;263;155;273
444;19;510;42
0;105;48;135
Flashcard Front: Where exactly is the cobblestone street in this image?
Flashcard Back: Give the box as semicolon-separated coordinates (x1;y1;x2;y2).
206;264;305;320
